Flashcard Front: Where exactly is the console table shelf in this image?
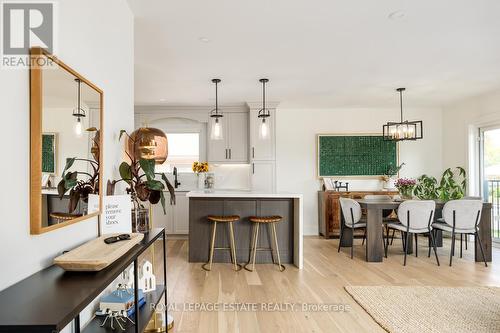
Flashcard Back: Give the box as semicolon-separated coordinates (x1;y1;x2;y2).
0;228;167;333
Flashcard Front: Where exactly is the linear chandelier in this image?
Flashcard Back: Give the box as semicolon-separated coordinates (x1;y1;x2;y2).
383;88;423;141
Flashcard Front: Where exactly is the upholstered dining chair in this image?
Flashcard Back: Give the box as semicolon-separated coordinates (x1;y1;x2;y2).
338;198;367;259
386;200;439;266
432;199;487;267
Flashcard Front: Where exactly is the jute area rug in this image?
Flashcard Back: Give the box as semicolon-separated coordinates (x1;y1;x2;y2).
344;286;500;333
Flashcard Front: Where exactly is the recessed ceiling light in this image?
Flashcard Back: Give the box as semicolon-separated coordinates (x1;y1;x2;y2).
388;11;405;20
198;37;210;43
159;98;167;102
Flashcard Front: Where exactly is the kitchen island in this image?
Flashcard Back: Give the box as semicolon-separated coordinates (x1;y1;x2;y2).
186;190;303;269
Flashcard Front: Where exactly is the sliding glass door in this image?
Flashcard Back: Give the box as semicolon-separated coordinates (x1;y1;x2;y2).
479;126;500;241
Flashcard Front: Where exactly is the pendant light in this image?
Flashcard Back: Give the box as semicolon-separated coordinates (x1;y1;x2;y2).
258;78;270;140
72;78;86;137
383;88;423;141
126;126;168;164
209;78;223;140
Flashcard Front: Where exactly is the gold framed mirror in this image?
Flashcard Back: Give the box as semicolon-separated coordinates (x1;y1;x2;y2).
30;47;103;235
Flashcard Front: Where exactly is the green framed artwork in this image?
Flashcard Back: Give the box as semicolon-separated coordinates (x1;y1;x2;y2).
42;133;57;174
317;134;398;177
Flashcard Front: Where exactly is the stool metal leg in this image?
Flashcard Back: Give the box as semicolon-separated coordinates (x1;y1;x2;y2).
271;223;285;272
252;223;260;271
202;221;217;271
244;223;259;272
228;222;241;271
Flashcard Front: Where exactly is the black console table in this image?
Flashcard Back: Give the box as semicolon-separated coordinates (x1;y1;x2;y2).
0;228;167;333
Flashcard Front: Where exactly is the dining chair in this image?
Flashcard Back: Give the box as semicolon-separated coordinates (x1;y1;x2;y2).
431;200;487;267
338;198;367;259
385;200;439;266
363;195;399;245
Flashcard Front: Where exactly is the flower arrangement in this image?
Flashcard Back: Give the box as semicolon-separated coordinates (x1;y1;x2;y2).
395;178;417;199
192;161;209;173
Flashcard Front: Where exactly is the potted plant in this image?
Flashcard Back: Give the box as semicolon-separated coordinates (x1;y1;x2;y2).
382;163;405;190
192;161;209;189
414;167;466;201
57;128;100;214
107;130;175;233
395;178;417;200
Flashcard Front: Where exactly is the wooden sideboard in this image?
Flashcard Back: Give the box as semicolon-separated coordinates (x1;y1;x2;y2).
318;190;399;238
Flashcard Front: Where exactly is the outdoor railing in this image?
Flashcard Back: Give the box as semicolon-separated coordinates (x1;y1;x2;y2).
486;179;500;239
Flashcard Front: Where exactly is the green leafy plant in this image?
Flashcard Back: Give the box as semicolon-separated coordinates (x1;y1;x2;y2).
57;128;100;213
383;163;405;178
107;130;175;214
414;167;466;201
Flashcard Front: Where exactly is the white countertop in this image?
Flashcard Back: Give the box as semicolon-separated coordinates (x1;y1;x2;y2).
186;189;303;199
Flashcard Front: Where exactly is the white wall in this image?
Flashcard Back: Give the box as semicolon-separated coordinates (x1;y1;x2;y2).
276;107;443;235
0;0;134;295
442;91;500;195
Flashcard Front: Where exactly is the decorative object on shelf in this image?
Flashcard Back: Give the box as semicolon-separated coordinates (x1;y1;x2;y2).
97;285;144;331
108;130;176;232
56;128;100;213
205;172;215;191
382;163;405;189
395;178;417;200
126;126;168;165
53;233;144;271
414;167;467;200
72;78;87;137
383;88;423;141
192;161;209;189
139;260;156;293
209;78;223;140
257;78;271;140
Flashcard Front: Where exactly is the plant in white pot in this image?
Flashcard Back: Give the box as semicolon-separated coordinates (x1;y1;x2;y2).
381;163;405;190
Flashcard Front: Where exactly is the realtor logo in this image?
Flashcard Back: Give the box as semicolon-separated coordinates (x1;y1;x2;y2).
1;1;57;68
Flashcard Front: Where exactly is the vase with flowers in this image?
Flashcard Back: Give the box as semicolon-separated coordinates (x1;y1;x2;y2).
395;178;416;200
192;162;209;189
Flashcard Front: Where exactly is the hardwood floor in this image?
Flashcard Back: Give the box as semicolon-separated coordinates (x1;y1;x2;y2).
162;236;500;333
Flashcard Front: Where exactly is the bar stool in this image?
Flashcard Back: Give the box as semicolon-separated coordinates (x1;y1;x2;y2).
202;215;242;271
244;216;285;272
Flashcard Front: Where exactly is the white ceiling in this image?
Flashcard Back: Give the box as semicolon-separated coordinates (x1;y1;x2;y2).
128;0;500;108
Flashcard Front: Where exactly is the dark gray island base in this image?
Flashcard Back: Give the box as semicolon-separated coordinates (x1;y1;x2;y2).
189;197;294;264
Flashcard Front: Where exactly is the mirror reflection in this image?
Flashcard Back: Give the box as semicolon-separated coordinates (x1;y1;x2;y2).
41;58;101;228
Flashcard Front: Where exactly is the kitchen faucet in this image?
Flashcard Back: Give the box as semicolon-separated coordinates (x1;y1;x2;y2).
173;167;181;189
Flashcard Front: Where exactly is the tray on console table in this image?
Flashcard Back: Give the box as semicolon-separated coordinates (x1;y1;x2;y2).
0;228;167;333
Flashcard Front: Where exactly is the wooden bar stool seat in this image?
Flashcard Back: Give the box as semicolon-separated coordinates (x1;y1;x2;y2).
202;215;242;272
245;216;285;272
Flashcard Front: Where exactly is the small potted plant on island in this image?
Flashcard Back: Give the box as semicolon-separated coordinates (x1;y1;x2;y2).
395;178;417;200
382;163;405;190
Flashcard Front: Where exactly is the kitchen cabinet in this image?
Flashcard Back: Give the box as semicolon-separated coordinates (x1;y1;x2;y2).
152;191;189;235
251;161;276;192
208;112;248;163
249;108;276;161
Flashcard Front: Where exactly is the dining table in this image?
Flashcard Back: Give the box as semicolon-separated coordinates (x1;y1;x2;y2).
339;199;493;263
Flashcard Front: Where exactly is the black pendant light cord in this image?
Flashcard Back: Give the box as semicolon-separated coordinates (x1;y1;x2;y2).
397;87;405;123
215;80;218;113
77;79;81;114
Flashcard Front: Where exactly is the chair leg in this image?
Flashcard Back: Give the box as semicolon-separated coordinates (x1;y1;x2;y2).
390;229;396;245
450;227;456;267
404;231;410;266
202;221;217;271
460;234;463;258
271;223;285;271
350;227;354;259
465;234;468;250
384;226;389;258
429;228;440;266
475;231;488;267
401;231;406;252
252;224;260;271
361;228;366;246
428;232;431;258
414;233;418;258
338;224;344;253
244;223;259;272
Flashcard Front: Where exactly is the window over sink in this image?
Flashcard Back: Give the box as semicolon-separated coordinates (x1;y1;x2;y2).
156;132;200;173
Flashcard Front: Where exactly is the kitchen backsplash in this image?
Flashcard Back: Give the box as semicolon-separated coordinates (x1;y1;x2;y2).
170;164;252;191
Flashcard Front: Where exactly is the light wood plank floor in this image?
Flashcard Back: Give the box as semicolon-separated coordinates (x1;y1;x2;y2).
163;236;500;333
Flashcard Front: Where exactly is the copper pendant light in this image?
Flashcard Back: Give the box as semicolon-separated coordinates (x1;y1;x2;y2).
126;127;168;164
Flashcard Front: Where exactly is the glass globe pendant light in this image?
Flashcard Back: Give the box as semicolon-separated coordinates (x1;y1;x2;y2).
209;79;223;140
72;78;86;137
258;78;270;140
